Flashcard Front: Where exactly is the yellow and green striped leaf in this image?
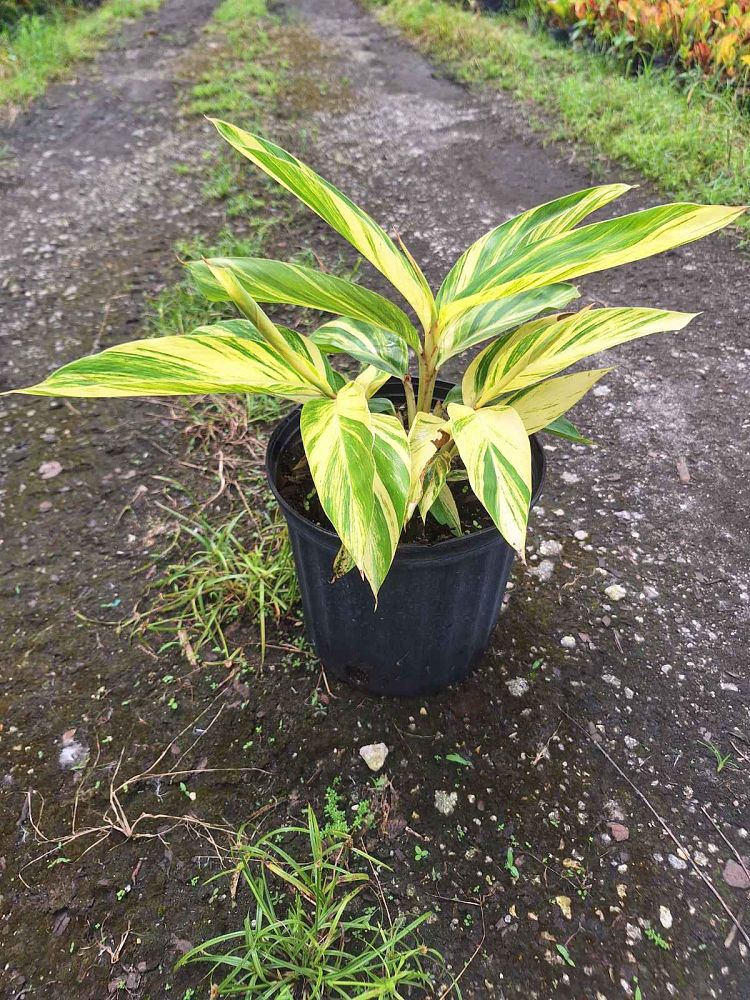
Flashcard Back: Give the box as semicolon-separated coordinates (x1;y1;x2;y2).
355;365;391;398
406;411;450;516
543;415;593;445
193;265;340;400
192;318;260;340
417;449;452;522
9;331;334;401
463;307;694;406
448;402;532;555
310;317;409;377
365;412;412;592
300;383;410;595
506;368;611;434
195;318;346;392
210;120;436;332
426;481;461;536
435;283;579;366
437;184;631;305
441;203;744;323
462;315;557;407
301;382;375;580
187;256;419;349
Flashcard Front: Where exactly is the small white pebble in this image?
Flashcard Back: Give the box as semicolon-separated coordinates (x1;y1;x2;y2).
626;922;642;945
359;743;388;772
506;677;530;698
532;559;555;581
560;635;576;650
434;790;458;816
539;539;563;557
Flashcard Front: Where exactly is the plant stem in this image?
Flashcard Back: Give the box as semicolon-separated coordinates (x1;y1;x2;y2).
436;440;456;463
250;302;336;399
403;375;417;427
417;364;438;413
416;324;439;413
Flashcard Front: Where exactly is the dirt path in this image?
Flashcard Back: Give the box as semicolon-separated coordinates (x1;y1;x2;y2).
1;0;749;997
284;0;750;994
0;1;228;994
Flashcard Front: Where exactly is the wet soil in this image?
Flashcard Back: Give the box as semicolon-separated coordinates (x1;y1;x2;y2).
277;2;750;994
1;0;750;998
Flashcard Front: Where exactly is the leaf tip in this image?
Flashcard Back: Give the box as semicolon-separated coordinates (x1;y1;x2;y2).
679;310;701;328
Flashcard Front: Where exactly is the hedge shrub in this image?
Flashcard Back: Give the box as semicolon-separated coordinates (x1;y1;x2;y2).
1;0;103;32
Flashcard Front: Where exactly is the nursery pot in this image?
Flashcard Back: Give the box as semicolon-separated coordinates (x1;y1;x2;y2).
266;379;546;697
548;25;571;44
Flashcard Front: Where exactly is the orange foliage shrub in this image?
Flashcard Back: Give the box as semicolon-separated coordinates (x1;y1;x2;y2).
541;0;750;82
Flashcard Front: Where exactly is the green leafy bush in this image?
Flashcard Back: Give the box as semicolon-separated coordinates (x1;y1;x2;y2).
0;0;101;32
528;1;750;89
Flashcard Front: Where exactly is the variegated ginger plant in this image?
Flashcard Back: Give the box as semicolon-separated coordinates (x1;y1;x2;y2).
9;120;743;595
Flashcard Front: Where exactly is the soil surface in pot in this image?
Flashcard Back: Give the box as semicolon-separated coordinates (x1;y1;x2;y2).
276;429;494;545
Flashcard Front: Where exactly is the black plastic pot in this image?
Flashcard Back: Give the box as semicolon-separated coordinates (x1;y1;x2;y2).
548;25;572;44
266;379;546;697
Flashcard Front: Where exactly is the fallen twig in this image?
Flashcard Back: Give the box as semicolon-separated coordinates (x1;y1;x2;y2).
531;723;562;767
20;698;270;880
701;805;750;890
560;707;750;950
437;899;486;1000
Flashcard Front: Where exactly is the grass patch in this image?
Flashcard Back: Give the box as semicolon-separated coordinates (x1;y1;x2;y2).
134;0;313;667
185;0;350;121
177;807;447;998
321;776;379;839
366;0;750;210
181;0;350;219
134;498;298;660
0;0;161;109
185;0;279;119
175;0;297;233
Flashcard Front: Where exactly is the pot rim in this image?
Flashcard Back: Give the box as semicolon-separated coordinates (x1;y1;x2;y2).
265;378;547;560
